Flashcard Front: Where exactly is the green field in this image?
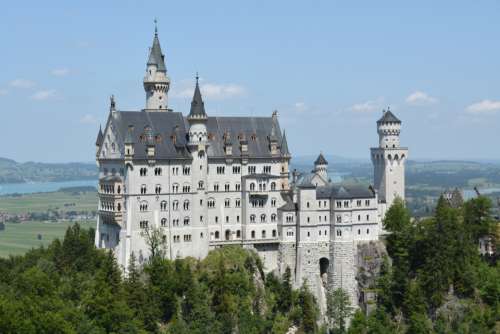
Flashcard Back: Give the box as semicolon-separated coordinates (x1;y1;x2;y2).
0;190;97;214
0;220;95;258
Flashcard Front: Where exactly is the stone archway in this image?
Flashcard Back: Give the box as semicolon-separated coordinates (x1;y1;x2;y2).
319;257;329;287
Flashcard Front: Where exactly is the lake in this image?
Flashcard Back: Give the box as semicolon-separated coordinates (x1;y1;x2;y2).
0;180;97;196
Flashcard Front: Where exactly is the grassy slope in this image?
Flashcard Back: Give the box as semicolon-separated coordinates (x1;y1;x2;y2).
0;220;95;257
0;191;97;214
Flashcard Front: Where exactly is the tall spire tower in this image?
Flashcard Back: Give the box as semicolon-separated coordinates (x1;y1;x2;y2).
371;108;408;211
143;20;170;111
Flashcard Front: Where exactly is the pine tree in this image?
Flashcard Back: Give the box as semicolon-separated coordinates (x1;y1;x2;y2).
383;197;414;310
327;288;354;333
298;283;318;333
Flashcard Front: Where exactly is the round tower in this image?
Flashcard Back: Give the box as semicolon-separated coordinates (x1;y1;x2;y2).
143;23;170;111
187;75;208;147
371;108;408;212
314;152;328;181
377;107;401;148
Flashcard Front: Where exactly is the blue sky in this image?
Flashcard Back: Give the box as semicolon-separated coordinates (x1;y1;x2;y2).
1;1;500;162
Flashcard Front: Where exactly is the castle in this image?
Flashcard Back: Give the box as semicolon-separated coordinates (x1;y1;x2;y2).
94;28;408;310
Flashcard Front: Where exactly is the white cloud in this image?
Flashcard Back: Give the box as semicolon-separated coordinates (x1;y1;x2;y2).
294;102;308;112
0;89;8;96
9;79;36;89
466;99;500;114
171;80;246;100
30;89;57;101
350;97;384;113
405;91;438;105
80;114;98;124
51;68;70;77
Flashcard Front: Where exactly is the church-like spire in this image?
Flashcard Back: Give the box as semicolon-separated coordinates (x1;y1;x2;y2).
147;21;166;72
188;74;207;120
95;125;103;146
144;20;170;111
280;130;290;156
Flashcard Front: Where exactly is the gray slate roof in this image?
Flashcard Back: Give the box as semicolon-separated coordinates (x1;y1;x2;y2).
188;79;207;119
96;126;104;146
205;116;284;158
314;153;328;165
316;184;375;199
105;111;287;160
281;130;290;156
377;110;401;124
147;33;166;72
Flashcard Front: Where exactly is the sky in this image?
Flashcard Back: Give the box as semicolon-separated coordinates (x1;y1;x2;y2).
1;1;500;163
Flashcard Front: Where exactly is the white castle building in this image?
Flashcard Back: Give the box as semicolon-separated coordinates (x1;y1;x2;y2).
95;29;408;309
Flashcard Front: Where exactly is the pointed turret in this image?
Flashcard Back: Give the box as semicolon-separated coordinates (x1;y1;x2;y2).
280;130;290;157
143;21;170;111
147;29;167;72
314;152;328;180
95;125;104;146
188;75;207;120
187;75;208;147
314;152;328;165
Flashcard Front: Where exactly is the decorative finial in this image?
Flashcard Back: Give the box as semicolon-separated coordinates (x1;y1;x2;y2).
195;72;199;84
110;95;116;111
154;18;158;35
387;106;390;112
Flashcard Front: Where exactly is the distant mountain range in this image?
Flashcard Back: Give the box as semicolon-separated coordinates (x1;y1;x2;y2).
0;158;97;184
1;155;499;185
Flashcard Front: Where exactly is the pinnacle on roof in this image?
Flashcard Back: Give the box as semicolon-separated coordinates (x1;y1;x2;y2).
314;152;328;165
377;108;401;124
147;24;167;72
269;126;278;142
188;75;207;119
280;130;290;156
124;125;134;144
95;125;104;146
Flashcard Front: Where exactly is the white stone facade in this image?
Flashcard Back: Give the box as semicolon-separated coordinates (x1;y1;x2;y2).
94;31;407;311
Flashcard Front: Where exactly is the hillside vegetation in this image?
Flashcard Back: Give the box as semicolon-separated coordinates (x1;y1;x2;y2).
0;226;320;333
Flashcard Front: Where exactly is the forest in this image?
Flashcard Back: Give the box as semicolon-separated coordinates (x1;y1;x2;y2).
0;196;498;333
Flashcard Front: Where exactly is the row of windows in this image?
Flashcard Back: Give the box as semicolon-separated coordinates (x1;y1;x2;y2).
100;184;121;194
336;214;370;223
212;229;277;240
335;228;371;236
100;201;120;211
173;234;193;243
249;214;277;223
249;182;277;191
335;199;371;209
139;164;278;177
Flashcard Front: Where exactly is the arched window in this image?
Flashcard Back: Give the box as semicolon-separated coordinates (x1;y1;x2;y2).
271;182;276;191
184;217;190;226
117;203;121;211
272;229;277;237
250;183;256;191
215;231;220;239
271;214;277;222
251;230;255;239
161;218;167;227
198;181;204;189
183;200;190;210
262;230;266;238
250;214;256;223
260;214;266;223
161;201;167;211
